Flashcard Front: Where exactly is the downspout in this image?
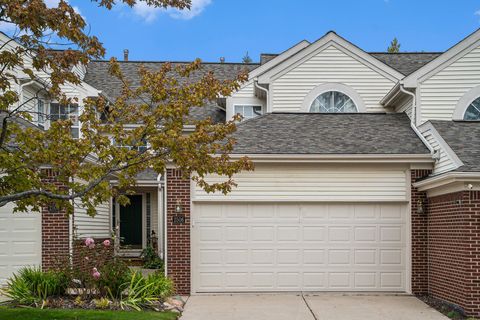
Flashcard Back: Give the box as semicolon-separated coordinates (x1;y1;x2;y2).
156;173;164;260
162;169;168;277
399;83;435;156
254;79;269;112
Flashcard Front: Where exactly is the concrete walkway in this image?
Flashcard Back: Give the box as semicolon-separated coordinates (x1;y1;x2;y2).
181;294;448;320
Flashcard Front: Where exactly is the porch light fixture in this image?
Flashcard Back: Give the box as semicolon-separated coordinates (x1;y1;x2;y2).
175;200;183;213
416;199;425;214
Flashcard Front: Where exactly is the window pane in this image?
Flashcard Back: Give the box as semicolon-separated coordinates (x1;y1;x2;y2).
37;100;45;125
50;103;59;121
234;105;262;120
464;98;480;120
310;91;357;113
234;105;243;115
243;106;253;118
71;128;79;139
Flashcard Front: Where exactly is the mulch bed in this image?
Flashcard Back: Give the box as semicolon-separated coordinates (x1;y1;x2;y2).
417;295;468;319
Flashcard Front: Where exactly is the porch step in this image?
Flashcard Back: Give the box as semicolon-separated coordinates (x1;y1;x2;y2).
119;256;144;267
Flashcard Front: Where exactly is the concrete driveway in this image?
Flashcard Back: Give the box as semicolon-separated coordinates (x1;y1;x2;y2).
180;294;448;320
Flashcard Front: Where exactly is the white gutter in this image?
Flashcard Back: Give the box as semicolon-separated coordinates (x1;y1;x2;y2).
413;171;480;191
399;83;435;157
227;153;433;162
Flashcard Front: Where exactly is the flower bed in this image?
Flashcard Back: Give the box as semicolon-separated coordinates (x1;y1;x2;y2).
0;238;176;312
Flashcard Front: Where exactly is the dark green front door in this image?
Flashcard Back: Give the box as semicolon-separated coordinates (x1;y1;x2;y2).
120;195;143;249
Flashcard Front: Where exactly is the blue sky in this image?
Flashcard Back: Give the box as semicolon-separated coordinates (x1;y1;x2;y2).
38;1;480;62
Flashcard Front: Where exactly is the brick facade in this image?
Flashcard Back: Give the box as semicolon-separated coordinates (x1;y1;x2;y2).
427;191;480;317
166;168;191;294
410;169;432;294
41;169;70;270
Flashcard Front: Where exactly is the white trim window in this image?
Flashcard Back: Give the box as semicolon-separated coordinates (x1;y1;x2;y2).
310;91;357;113
49;103;80;138
112;137;149;153
301;83;366;112
36;98;46;128
464;97;480;120
234;105;262;120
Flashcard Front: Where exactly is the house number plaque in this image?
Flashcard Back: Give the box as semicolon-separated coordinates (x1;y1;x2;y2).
173;214;186;225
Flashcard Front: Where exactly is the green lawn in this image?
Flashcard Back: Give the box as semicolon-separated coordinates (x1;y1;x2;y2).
0;307;179;320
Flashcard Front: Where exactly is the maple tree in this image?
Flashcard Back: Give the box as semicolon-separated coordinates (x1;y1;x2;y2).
0;0;252;215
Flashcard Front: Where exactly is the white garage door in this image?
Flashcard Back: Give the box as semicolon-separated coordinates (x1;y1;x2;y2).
192;202;407;293
0;203;42;284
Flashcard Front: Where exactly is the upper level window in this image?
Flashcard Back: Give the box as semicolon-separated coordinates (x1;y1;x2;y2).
37;99;45;128
50;103;79;138
310;91;357;113
464;97;480;120
234;105;262;120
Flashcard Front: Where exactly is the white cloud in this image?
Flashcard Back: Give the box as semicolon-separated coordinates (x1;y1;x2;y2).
476;9;480;18
133;0;212;22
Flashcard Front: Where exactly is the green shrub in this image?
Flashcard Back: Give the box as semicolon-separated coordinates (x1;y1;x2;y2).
98;258;130;299
119;271;155;311
141;246;164;270
93;297;111;309
2;266;70;306
146;272;174;301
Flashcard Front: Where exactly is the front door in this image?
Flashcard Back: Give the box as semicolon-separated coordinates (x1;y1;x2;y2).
120;195;143;249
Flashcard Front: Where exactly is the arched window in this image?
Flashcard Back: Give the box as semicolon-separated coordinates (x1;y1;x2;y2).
302;83;365;113
464;97;480;120
309;91;357;113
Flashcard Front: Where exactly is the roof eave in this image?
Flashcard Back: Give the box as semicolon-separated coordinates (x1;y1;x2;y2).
414;171;480;191
228;153;434;164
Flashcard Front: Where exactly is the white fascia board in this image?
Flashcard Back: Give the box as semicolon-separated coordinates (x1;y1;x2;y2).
414;171;480;191
418;121;464;168
109;180;162;186
403;29;480;88
257;32;404;84
228;153;434;164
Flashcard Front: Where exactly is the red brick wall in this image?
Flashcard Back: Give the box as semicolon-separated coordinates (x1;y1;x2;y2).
41;169;70;270
411;169;431;294
166;168;191;294
427;191;480;317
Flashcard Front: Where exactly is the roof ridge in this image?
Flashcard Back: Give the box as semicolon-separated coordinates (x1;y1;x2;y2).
89;59;260;66
369;52;443;54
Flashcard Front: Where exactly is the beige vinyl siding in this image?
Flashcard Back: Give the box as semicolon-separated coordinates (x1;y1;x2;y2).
21;86;38;117
232;81;254;98
270;45;395;113
420;46;480;122
396;96;413;120
421;127;459;174
74;201;111;239
193;164;408;202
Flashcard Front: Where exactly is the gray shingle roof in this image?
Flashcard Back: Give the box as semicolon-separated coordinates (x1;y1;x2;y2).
251;52;442;76
230;113;430;155
429;120;480;172
370;52;442;76
84;61;259;123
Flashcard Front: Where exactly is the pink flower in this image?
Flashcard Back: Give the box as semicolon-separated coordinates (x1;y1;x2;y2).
84;256;89;261
103;239;110;247
85;238;95;249
92;267;101;280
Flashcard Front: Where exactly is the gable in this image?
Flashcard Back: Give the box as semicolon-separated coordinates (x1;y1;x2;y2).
269;44;397;113
420;44;480;122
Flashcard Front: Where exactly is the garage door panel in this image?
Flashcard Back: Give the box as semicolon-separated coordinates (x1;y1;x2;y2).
193;202;407;292
0;204;41;285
